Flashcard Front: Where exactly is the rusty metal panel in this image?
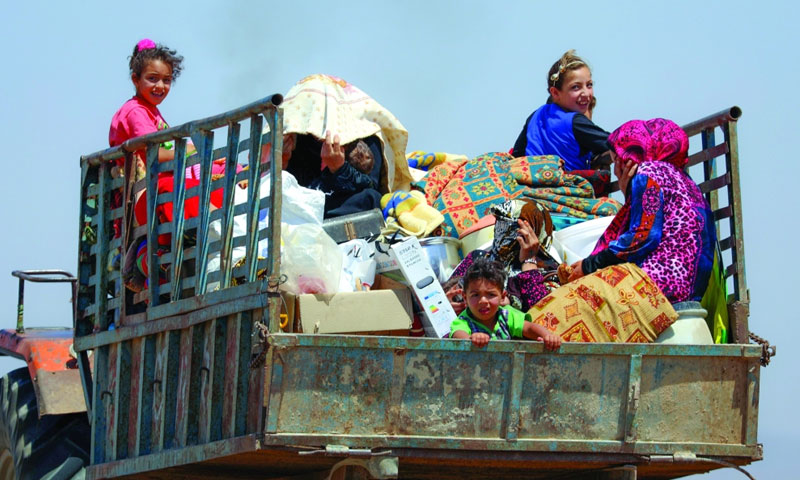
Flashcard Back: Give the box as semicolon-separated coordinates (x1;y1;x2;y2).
262;335;762;459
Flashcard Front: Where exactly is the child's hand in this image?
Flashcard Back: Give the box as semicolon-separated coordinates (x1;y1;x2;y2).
470;332;490;348
537;332;562;351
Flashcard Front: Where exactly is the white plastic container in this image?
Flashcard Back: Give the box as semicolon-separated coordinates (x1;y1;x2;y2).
655;302;714;345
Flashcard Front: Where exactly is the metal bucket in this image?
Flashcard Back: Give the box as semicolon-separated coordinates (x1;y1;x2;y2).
419;237;463;283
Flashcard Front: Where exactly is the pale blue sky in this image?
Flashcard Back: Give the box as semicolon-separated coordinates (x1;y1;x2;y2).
1;1;795;478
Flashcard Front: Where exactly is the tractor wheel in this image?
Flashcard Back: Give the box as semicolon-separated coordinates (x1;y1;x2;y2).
0;368;90;480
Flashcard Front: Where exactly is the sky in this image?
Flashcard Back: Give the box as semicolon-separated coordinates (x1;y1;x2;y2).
1;1;796;478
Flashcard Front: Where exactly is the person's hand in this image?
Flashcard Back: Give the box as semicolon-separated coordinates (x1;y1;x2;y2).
516;219;540;265
321;130;345;173
615;158;638;199
568;260;584;282
445;286;465;315
470;332;490;348
538;332;562;350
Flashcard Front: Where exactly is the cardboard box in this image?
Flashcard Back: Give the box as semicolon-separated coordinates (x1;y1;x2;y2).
382;237;457;338
289;275;413;336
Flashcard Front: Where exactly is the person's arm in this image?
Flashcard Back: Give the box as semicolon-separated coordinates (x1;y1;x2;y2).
522;321;561;350
572;114;611;158
581;172;664;275
511;113;534;158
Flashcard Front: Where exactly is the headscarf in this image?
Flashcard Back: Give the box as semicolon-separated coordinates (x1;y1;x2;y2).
608;118;689;169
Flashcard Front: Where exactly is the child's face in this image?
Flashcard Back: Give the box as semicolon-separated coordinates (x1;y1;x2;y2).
465;278;505;325
132;59;173;107
550;66;593;116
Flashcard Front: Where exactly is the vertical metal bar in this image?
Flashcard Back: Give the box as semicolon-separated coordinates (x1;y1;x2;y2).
264;325;283;435
266;110;283;333
505;351;525;441
624;354;642;444
222;314;241;438
150;332;167;453
238;310;254;436
105;343;120;461
744;362;760;446
220;123;242;289
700;128;721;240
138;335;156;456
127;337;144;458
384;347;407;436
194;131;216;295
210;316;228;442
725;121;748;303
146;143;162;307
175;327;193;447
116;341;132;461
246;309;264;435
163;330;181;449
246;114;264;283
171;138;188;301
91;345;110;464
94;162;110;331
186;325;205;446
198;319;216;444
15;277;24;333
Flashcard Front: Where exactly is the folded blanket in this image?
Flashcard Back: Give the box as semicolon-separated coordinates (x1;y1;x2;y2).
412;152;621;237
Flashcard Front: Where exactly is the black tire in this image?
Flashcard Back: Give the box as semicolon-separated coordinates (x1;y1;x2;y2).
0;368;90;480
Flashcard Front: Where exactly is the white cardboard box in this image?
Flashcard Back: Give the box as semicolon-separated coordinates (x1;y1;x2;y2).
384;237;456;338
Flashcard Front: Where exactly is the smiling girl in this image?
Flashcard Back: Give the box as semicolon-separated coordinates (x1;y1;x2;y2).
109;39;184;167
511;50;610;172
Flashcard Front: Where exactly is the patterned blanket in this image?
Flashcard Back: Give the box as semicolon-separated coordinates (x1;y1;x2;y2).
412;152;621;237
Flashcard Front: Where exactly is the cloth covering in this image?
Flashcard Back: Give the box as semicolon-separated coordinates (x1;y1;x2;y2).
528;263;677;343
413;152;620;237
278;74;413;192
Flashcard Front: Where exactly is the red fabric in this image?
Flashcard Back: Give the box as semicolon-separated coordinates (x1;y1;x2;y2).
134;176;224;246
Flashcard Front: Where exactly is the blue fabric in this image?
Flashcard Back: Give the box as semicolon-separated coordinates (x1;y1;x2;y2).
525;104;591;171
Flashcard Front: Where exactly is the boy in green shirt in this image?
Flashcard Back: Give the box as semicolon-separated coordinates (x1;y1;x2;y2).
450;258;561;350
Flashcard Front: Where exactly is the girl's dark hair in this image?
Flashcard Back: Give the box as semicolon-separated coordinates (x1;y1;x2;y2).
129;41;184;80
463;258;506;292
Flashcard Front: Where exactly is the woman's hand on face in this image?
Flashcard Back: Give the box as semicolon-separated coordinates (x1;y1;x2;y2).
321;130;345;173
516;219;540;266
616;159;638;199
568;260;585;282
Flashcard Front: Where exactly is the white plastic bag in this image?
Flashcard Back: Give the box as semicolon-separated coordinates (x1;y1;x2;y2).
280;223;342;295
206;171;325;291
337;239;377;292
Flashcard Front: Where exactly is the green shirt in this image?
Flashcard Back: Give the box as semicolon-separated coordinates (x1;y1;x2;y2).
450;305;530;339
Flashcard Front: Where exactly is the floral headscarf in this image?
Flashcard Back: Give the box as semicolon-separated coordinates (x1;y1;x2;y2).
608;118;689;169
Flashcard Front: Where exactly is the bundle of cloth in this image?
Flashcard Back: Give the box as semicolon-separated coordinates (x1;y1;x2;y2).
279;73;413;193
412;152;621;237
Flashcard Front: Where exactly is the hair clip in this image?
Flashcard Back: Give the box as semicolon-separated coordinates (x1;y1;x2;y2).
137;38;156;51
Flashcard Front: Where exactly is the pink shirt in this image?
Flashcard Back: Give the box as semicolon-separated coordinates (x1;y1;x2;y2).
109;96;168;147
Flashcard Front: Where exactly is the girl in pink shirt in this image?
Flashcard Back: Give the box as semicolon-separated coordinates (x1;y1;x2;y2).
109;39;185;184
